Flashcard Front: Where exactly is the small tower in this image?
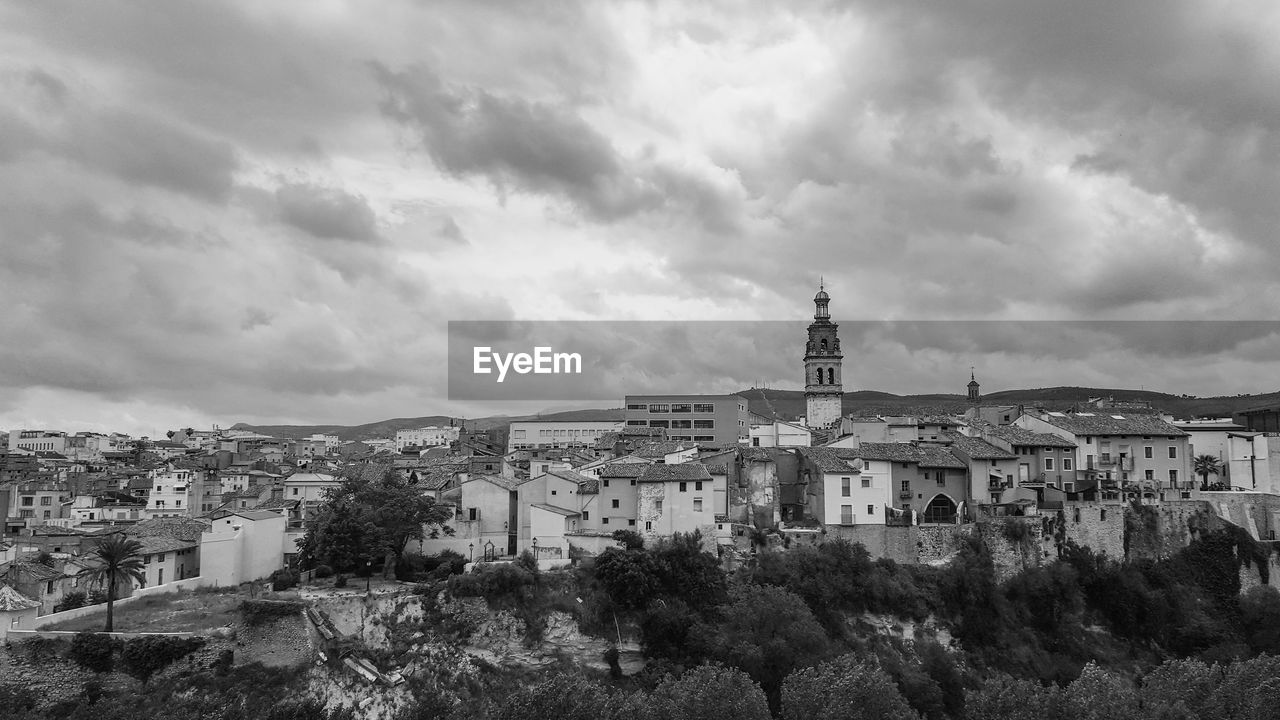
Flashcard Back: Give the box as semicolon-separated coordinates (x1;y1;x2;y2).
804;281;843;428
967;367;981;404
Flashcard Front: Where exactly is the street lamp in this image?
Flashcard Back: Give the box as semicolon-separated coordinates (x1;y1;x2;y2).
532;536;538;559
469;542;474;562
365;559;371;593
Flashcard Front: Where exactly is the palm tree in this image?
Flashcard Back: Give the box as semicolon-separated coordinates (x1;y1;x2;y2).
1193;454;1223;490
85;534;146;632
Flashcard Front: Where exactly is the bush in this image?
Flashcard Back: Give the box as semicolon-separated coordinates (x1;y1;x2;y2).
87;588;109;605
334;574;348;588
54;590;88;613
69;632;117;673
313;564;334;579
119;636;206;685
269;569;298;591
241;600;305;626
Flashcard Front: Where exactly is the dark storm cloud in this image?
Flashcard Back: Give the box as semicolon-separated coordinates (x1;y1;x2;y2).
374;62;741;231
275;182;382;243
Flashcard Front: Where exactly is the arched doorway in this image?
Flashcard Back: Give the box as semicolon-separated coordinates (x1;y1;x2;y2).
922;494;957;524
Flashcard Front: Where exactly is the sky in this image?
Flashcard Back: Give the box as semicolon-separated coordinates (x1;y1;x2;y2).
2;1;1280;437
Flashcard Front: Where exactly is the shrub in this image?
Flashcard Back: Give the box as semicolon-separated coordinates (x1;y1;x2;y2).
119;635;206;685
54;590;88;613
241;599;305;626
87;587;109;605
21;636;62;663
611;529;645;551
334;574;348;588
269;569;298;591
782;655;917;720
313;564;334;579
69;632;117;673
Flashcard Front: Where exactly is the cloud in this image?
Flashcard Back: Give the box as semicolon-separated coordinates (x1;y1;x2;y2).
275;182;381;243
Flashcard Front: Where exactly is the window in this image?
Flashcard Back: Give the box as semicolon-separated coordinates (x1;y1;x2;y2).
861;476;871;488
582;511;589;520
841;505;853;524
1144;446;1153;459
40;496;51;506
1100;509;1107;521
47;581;54;594
695;481;703;491
900;480;910;492
1063;458;1073;471
693;420;715;429
469;508;478;521
671;403;692;413
649;420;670;428
694;404;714;413
626;420;647;426
292;488;298;496
627;404;647;410
671;420;692;429
1145;469;1154;480
603;518;610;525
866;505;875;515
42;510;50;519
655;500;663;512
694;499;704;512
1168;446;1177;459
1045;458;1054;471
612;499;620;509
648;404;670;413
694;436;715;442
145;555;152;564
1073;507;1081;523
629;519;636;526
20;497;33;506
551;490;557;496
646;521;652;531
841;477;851;497
1169;469;1178;483
678;482;688;492
158;554;166;562
603;480;610;488
630;479;636;486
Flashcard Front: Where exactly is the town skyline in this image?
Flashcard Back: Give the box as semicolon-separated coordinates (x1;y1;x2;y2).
4;2;1280;438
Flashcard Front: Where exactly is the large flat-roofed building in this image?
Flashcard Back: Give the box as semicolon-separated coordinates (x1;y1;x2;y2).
507;421;624;453
623;394;750;448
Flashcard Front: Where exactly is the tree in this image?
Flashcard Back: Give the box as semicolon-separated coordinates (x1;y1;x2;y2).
965;673;1061;720
641;664;772;720
296;461;453;577
781;654;918;720
1058;663;1138;720
496;674;619;720
1193;454;1223;489
689;585;832;712
1238;585;1280;654
84;534;146;632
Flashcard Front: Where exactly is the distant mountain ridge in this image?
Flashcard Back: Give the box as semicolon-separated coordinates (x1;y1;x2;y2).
231;386;1280;441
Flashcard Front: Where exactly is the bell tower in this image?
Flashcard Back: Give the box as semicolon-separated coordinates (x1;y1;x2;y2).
804;281;843;428
967;368;981;404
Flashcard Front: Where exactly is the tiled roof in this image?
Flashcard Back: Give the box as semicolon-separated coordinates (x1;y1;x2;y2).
0;584;40;611
846;442;967;469
136;536;196;554
128;517;210;542
634;441;691;459
546;468;600;494
638;463;712;483
464;474;526;491
798;447;863;473
530;503;579;517
980;423;1077;448
598;462;650;478
1037;413;1187;437
941;432;1018;460
7;561;62;581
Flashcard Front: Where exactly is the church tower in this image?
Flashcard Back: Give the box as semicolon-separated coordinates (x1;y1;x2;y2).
804;282;843;428
967;368;981;404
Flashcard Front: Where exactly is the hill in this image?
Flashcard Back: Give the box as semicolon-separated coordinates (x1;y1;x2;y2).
230;407;625;441
737;386;1280;422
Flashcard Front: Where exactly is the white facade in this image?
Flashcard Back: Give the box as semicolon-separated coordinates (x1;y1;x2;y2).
7;430;67;454
281;473;340;503
822;460;889;526
145;467;199;518
750;421;813;448
507;421;623;452
201;511;288;587
395;426;460;451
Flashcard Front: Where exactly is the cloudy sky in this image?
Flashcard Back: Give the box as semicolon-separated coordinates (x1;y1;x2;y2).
2;1;1279;436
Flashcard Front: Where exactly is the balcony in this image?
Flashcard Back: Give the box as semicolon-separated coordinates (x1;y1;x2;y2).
899;491;913;499
1098;457;1134;471
988;479;1005;490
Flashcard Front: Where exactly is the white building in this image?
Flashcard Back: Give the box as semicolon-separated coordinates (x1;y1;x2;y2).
145;466;201;519
800;447;889;527
749;420;812;448
395;426;460;451
200;510;288;588
507;421;623;453
7;430;67;454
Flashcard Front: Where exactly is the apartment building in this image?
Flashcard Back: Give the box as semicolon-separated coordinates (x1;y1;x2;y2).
623;394;749;447
506;421;622;453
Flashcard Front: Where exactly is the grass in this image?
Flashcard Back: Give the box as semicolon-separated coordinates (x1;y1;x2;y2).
41;587;249;633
